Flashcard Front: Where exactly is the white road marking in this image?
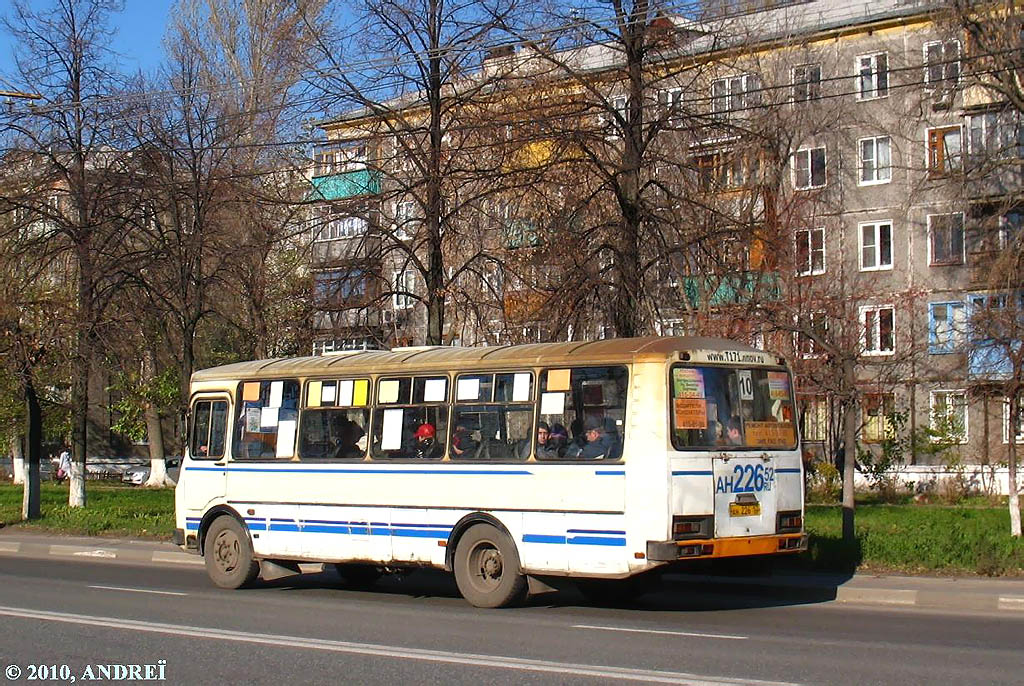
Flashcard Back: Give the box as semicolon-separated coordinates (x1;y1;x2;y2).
88;585;188;597
50;545;117;559
151;551;204;566
574;624;748;640
0;605;796;686
0;542;20;553
997;596;1024;611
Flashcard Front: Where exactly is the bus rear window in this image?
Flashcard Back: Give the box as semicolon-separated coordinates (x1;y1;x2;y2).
670;365;796;450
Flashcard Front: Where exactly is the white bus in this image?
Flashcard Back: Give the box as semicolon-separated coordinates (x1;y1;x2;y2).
175;336;806;607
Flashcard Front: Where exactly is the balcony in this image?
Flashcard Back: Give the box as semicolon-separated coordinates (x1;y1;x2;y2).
682;271;779;308
310;169;381;201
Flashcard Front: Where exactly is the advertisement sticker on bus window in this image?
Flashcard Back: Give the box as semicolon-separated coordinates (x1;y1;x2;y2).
276;419;296;458
381;408;404;450
260;407;279;429
269;381;284;408
353;379;368;406
547;369;570;392
242;382;260;402
307;381;322;408
424;378;447;402
379;380;399;404
737;371;754;401
457;377;480;401
744;421;796;447
673;368;705;398
768;372;790;400
245;407;261;432
337;379;354;406
512;373;531;401
674;397;708;429
322;381;337;404
540;391;565;416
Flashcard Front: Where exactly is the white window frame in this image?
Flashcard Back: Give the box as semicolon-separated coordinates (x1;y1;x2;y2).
856;52;889;100
928;301;966;354
792;146;827;190
791;63;822;103
924;40;961;92
795;311;828;358
392;269;416;310
927;212;966;266
858;135;892;185
860;304;895;356
658;87;684;122
712;74;759;115
930;389;968;444
858;220;894;272
794;226;826;276
1003;396;1024;444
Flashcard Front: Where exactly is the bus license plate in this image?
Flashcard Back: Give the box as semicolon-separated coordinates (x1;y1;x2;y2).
729;502;761;517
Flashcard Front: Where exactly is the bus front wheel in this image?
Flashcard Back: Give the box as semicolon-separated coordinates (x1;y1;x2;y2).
204;516;259;589
453;524;527;608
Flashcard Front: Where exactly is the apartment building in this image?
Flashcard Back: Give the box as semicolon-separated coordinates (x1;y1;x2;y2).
309;0;1022;466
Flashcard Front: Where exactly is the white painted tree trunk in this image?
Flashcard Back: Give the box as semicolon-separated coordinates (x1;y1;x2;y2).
143;399;172;487
11;436;24;485
68;462;86;507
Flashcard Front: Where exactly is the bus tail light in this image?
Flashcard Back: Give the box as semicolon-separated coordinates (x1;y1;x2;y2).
672;515;712;540
777;511;802;533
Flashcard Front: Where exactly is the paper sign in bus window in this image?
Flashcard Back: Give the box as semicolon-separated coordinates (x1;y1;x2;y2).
260;407;279;429
245;407;261;432
547;369;570;392
269;381;283;408
379;380;399;404
242;382;260;402
457;378;480;401
353;379;368;406
321;382;337;404
674;397;708;429
424;378;447;402
337;379;354;406
744;421;795;447
540;391;565;415
737;371;754;401
673;368;705;398
276;419;297;458
307;381;322;408
381;409;404;450
767;372;790;400
512;373;530;401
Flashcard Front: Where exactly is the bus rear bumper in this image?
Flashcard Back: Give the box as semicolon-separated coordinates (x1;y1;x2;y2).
646;533;807;561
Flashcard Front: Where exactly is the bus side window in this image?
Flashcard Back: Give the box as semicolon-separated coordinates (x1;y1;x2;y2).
191;399;227;459
450;372;533;461
234;380;300;459
299;379;371;460
537;366;628;460
371;376;448;460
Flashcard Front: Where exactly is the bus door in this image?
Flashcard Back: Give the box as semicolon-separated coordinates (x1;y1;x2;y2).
181;396;230;514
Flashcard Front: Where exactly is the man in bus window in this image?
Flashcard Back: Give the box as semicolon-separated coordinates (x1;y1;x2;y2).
413;423;443;459
452;422;479;458
566;417;613;459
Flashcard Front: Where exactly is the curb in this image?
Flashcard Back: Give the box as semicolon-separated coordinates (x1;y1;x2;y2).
0;539;203;568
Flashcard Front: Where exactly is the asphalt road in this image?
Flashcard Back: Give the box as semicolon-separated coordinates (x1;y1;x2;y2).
0;556;1020;685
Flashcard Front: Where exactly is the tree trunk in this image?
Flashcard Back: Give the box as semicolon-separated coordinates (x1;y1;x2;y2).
11;435;24;485
1009;391;1021;537
841;357;858;542
22;379;42;520
144;400;171;487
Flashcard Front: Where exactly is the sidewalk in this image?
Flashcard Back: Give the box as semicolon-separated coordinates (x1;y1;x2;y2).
1;529;1023;615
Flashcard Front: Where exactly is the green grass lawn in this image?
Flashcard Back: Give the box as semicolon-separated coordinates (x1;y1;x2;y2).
2;482;1022;575
0;482;174;538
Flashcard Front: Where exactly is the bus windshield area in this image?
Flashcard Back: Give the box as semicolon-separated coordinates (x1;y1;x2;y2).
670;365;796;450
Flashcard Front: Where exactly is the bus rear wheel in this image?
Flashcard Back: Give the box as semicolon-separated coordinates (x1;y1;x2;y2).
204;516;259;589
453;524;527;608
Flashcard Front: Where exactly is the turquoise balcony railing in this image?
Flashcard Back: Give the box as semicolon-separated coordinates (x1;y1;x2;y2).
682;272;780;308
310;169;381;201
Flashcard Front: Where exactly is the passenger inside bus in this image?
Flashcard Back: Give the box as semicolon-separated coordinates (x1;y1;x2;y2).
411;423;443;459
565;417;616;459
451;423;480;458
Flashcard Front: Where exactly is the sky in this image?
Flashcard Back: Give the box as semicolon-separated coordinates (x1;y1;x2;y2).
0;0;174;89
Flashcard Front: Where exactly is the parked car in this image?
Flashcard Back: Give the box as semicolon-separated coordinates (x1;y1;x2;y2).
122;458;180;486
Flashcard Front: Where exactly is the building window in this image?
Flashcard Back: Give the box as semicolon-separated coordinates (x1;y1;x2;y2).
861;393;895;442
392;269;415;310
712;74;760;114
314;269;366;305
1004;396;1024;444
861;305;895;355
792;63;822;102
859;221;893;271
928;213;965;266
924;40;961;91
658;87;684;122
967;109;1024;163
857;53;889;100
930;390;968;443
927;126;962;176
796;311;828;357
859;136;892;184
695;149;758;191
792;147;826;189
794;227;825;275
801;396;828;442
929;301;966;354
314;209;367;242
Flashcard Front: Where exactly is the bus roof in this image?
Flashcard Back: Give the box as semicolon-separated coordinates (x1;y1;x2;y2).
191;336;780;382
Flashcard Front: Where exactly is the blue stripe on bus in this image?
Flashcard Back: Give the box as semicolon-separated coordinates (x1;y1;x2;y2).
522;534;567;544
567;536;627;546
776;468;801;474
672;470;713;476
185;522;199;531
595;470;625;475
185;466;532;475
566;529;625;535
